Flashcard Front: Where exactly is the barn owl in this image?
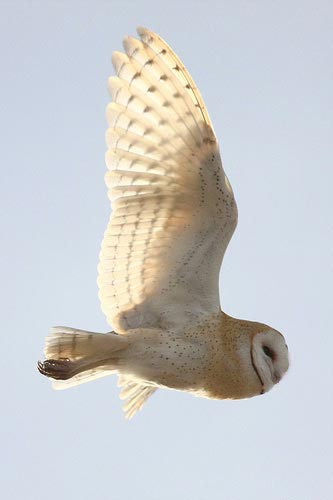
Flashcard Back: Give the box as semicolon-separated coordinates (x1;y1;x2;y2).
38;27;289;419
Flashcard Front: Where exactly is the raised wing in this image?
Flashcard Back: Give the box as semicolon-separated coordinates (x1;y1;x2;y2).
98;27;237;333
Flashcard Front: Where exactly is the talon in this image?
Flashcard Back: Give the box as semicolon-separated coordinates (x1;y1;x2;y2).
37;358;74;380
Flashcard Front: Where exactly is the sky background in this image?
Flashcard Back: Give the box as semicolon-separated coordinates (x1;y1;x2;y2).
1;1;333;499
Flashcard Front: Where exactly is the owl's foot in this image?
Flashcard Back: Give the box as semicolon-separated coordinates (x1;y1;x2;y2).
37;358;74;380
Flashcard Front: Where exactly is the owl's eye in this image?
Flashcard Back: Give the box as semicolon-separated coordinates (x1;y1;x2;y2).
263;345;275;360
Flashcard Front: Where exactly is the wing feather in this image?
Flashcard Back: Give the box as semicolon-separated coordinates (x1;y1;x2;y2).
118;376;157;419
98;27;237;332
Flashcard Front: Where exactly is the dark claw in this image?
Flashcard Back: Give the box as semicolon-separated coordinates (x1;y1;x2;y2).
37;358;73;380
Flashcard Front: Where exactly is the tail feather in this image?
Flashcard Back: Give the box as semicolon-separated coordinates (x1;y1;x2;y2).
44;326;122;360
52;366;115;390
38;326;127;388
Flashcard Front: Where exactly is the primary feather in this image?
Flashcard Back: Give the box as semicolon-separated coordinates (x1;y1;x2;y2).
98;27;237;335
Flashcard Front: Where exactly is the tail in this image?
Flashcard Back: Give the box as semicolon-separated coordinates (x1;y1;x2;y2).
37;326;128;390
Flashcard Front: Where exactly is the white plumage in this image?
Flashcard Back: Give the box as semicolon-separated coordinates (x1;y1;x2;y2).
38;27;289;419
99;27;237;334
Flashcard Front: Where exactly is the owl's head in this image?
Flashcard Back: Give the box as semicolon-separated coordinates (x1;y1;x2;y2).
251;329;289;393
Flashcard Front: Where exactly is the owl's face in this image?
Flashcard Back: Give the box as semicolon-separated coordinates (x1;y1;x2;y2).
251;330;289;394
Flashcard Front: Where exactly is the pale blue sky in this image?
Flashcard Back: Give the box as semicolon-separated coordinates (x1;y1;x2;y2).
2;1;333;499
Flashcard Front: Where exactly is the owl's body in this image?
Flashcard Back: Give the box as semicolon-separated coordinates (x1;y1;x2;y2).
38;27;289;418
128;315;269;400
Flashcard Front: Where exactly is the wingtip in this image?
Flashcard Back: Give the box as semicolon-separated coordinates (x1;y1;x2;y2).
136;26;154;42
136;26;148;36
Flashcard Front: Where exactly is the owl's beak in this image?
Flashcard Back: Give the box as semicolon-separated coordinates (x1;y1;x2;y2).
273;371;281;384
